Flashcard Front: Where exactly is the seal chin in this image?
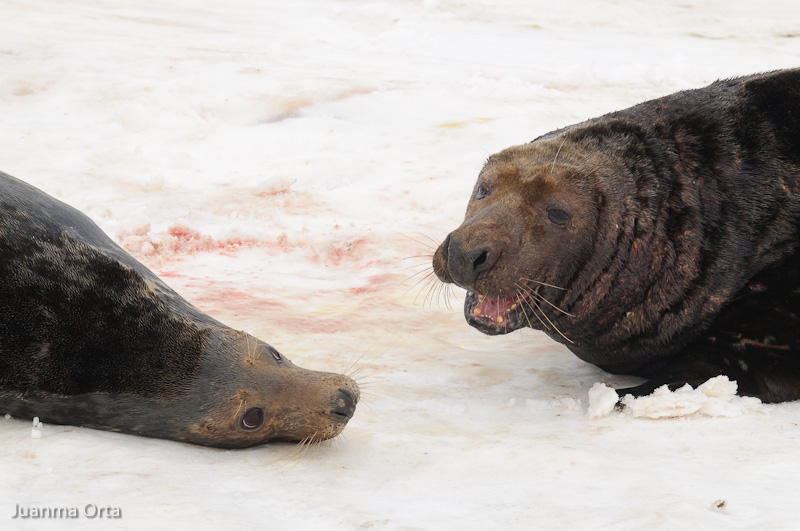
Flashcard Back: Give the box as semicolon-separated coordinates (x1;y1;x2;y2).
463;291;529;335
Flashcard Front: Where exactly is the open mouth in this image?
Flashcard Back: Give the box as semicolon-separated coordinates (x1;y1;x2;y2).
464;290;532;335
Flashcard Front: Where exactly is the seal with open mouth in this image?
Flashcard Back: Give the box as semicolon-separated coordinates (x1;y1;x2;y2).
0;171;358;448
433;68;800;403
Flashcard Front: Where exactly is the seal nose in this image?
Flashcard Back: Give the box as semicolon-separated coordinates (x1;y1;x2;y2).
446;234;498;288
330;388;358;422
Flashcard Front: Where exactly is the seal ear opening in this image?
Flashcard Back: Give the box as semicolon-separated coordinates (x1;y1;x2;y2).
241;407;264;429
266;345;283;363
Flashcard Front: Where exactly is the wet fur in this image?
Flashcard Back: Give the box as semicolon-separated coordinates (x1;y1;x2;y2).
434;69;800;403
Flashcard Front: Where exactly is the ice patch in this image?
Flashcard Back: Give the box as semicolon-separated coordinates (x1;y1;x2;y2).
588;376;764;419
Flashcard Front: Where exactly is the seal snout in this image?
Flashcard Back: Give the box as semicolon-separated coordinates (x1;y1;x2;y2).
330;387;358;422
442;232;500;290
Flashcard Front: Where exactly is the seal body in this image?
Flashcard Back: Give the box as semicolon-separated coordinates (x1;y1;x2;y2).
433;69;800;403
0;171;358;447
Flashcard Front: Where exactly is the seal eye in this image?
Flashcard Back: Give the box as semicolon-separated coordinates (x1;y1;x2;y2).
241;407;264;429
547;208;571;225
474;183;489;200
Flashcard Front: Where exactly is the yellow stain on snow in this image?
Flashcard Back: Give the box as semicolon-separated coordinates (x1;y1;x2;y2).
438;117;495;128
309;303;357;316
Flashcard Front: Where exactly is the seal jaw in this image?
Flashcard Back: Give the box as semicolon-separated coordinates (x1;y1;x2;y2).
464;291;528;335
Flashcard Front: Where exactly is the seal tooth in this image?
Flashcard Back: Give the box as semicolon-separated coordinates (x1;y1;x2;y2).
473;308;482;316
510;304;517;310
496;315;504;323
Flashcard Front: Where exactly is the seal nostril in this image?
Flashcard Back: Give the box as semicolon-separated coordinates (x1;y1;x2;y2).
330;388;357;422
469;246;495;279
441;234;451;262
330;410;351;421
473;250;488;268
447;238;496;288
339;388;357;407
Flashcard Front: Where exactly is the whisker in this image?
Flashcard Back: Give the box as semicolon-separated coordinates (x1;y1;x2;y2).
515;283;551;331
447;284;457;309
350;377;386;399
417;233;443;247
243;332;262;365
330;433;344;451
406;270;437;301
426;280;439;309
416;274;439;307
402;260;460;310
520;277;568;291
436;281;452;310
515;289;534;328
353;384;384;398
342;351;369;378
392;230;440;250
346;357;384;382
442;283;454;310
307;437;324;462
531;291;575;317
234;397;245;419
400;264;436;277
427;276;451;310
269;437;311;468
529;297;574;344
296;435;318;462
342;342;387;380
550;136;567;173
424;276;441;308
522;297;551;330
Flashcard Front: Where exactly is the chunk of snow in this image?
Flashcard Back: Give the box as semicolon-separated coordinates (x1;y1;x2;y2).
588;376;764;419
587;383;619;418
31;416;43;439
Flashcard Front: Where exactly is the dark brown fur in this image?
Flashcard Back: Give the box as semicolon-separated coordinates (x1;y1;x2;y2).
433;69;800;403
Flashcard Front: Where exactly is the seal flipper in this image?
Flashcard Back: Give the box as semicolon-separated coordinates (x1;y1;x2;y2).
618;260;800;403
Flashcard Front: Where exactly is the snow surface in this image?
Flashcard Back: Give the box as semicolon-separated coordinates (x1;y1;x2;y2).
2;0;800;529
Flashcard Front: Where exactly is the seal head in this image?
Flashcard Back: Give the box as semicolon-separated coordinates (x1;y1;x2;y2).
433;140;601;339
